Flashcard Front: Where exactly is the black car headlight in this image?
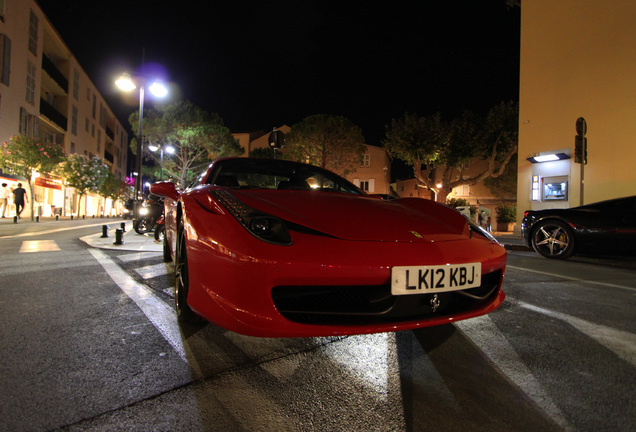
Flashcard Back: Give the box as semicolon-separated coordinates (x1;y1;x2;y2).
211;190;292;246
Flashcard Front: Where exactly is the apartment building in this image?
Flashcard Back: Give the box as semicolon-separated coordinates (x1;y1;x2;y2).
517;0;636;224
0;0;128;217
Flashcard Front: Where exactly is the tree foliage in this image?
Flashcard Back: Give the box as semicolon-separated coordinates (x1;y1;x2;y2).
129;100;244;188
383;101;518;202
0;134;65;220
58;154;109;216
286;114;366;176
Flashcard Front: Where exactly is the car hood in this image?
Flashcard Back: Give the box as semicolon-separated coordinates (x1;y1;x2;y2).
231;190;470;242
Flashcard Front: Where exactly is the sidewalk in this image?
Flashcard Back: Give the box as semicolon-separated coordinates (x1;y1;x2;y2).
80;224;163;252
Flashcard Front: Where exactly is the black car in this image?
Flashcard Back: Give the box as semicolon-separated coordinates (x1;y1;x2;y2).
521;195;636;259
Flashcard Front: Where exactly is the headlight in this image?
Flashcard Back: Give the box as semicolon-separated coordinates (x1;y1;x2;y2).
139;207;149;216
211;191;292;246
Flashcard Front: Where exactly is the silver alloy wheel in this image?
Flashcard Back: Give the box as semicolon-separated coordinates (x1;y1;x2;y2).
531;220;575;259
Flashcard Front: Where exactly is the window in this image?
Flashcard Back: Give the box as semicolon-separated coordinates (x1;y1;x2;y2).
92;94;96;118
0;34;10;86
70;141;76;154
455;184;470;197
97;130;101;153
26;61;36;104
99;104;106;127
73;70;79;100
28;10;39;55
0;0;6;22
361;154;370;167
85;117;89;132
71;106;78;135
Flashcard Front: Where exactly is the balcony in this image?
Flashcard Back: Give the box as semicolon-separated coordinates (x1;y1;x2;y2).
40;98;67;131
104;150;114;164
41;55;68;93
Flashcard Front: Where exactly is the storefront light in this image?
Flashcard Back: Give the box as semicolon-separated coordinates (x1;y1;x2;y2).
526;153;570;163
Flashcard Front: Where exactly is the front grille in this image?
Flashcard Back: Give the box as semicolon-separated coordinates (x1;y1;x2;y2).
271;270;502;325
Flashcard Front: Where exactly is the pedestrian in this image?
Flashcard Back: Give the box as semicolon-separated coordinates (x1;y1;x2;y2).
0;183;9;218
12;183;28;219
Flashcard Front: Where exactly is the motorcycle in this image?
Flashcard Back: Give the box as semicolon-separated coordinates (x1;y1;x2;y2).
133;195;164;235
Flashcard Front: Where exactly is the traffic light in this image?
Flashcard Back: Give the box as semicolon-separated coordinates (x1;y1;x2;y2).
574;117;587;164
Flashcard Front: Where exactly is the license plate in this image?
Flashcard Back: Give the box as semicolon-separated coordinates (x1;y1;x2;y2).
391;263;481;295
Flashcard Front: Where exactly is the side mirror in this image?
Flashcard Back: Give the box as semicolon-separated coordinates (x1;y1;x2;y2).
150;181;180;201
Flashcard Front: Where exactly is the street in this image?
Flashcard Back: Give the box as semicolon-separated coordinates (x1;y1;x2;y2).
0;218;634;432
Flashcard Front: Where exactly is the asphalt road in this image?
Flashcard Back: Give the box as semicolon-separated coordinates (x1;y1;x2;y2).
0;218;634;431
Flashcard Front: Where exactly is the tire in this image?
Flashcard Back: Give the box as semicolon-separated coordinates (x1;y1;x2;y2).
134;217;154;234
154;224;165;242
162;230;172;262
174;220;202;323
531;219;575;259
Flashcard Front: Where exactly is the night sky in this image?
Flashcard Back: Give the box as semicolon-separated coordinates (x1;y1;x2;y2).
36;0;520;147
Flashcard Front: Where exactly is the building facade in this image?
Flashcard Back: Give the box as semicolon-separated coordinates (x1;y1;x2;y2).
233;126;393;194
517;0;636;225
0;0;128;218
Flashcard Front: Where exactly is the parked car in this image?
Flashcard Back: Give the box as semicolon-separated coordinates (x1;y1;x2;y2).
521;195;636;259
150;157;507;337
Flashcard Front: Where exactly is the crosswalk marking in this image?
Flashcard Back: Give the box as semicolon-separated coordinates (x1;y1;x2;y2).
19;240;61;253
134;262;172;279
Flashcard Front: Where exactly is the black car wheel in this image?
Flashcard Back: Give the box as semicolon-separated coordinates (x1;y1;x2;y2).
174;220;202;323
531;220;575;259
162;229;172;262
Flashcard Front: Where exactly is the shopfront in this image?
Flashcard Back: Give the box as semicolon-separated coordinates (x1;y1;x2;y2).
526;150;572;210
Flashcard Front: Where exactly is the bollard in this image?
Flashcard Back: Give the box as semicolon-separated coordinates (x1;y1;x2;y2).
55;215;59;221
120;222;126;232
13;216;17;223
83;215;85;220
71;215;74;220
36;216;39;222
101;225;109;238
114;228;124;245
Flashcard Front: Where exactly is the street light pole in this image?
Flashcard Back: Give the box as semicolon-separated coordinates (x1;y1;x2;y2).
135;84;145;200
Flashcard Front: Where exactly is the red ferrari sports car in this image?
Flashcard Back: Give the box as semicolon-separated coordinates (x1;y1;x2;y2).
150;157;507;337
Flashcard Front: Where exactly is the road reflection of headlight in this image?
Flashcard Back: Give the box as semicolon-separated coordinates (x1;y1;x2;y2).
318;332;393;402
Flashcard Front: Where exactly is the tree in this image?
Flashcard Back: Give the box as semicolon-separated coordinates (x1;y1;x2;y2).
0;135;65;220
100;172;131;215
286;114;366;176
383;101;518;203
129;100;243;189
58;154;109;217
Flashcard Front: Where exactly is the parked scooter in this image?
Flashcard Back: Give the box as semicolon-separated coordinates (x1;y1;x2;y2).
133;195;164;234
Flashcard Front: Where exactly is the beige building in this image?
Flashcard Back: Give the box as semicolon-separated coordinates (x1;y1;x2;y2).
0;0;128;217
517;0;636;224
233;126;393;194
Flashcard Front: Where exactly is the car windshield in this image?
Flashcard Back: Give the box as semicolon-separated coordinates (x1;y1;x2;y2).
207;158;364;195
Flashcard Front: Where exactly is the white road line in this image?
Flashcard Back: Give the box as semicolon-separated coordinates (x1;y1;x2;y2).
134;263;172;279
456;315;572;431
117;252;163;263
516;300;636;367
88;248;203;377
506;265;636;292
0;221;125;239
19;239;61;253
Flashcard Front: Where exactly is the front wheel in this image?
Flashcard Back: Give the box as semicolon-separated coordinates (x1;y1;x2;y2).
134;217;154;234
174;220;203;323
531;220;575;259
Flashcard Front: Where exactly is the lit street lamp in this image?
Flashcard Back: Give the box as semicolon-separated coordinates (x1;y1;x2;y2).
148;143;175;181
115;73;168;200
